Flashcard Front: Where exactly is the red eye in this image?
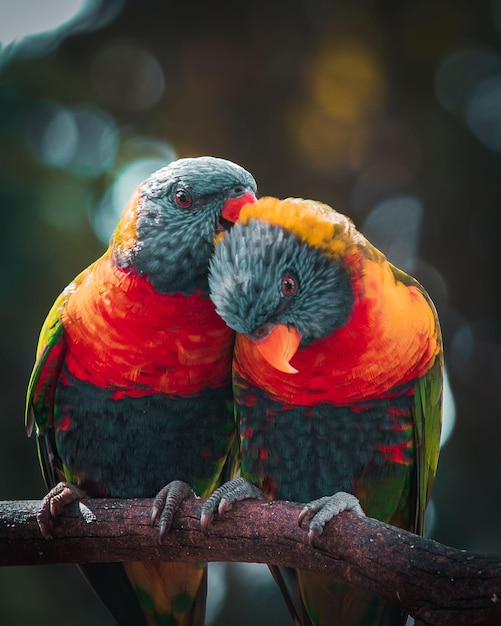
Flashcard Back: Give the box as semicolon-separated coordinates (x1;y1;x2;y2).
282;275;297;296
175;189;192;208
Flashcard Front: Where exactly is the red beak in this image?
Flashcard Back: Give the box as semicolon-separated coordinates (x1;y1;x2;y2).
221;191;257;223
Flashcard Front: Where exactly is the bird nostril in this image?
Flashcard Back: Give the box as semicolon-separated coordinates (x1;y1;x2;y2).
254;324;270;340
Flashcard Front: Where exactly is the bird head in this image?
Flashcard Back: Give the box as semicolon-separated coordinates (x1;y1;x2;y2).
208;197;356;373
111;156;257;294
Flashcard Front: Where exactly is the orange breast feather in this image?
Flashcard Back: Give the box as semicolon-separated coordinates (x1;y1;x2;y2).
234;254;440;406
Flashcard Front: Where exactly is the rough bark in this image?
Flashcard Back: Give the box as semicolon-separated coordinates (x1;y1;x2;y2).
0;497;499;626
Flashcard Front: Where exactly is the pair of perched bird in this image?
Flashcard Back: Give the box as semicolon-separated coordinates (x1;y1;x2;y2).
26;156;442;626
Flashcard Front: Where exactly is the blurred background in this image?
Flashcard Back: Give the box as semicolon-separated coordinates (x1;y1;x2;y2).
1;0;500;623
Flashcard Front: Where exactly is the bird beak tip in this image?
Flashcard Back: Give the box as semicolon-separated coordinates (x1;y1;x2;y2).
254;324;301;374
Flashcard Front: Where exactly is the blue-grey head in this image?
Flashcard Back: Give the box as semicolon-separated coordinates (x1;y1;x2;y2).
112;156;257;294
209;217;354;370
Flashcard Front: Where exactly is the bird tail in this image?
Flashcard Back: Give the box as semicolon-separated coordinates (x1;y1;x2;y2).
124;561;207;626
79;563;150;625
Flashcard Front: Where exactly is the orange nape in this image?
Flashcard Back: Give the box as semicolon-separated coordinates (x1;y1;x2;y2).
255;324;302;374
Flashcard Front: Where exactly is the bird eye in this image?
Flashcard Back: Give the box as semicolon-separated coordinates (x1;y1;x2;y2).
281;274;298;296
175;189;193;208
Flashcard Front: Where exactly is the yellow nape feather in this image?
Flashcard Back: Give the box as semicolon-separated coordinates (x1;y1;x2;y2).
239;196;367;259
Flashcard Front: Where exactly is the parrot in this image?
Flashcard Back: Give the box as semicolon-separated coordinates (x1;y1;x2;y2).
205;196;443;626
25;156;257;626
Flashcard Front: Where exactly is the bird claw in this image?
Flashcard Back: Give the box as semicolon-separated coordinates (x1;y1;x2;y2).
37;481;86;540
151;480;195;544
298;491;366;546
200;477;263;534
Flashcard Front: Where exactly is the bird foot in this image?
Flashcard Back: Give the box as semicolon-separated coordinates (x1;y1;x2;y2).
298;491;366;546
200;477;263;533
37;481;86;539
151;480;195;544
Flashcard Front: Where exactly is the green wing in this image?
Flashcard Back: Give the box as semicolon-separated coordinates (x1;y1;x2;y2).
26;264;95;437
413;344;443;535
388;260;444;534
25;288;70;487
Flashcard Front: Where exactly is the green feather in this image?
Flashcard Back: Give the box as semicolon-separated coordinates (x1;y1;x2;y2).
25;287;72;487
413;355;443;534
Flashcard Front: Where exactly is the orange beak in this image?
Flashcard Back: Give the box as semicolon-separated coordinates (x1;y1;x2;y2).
255;324;302;374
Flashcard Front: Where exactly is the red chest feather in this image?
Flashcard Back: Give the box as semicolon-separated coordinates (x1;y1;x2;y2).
62;257;234;396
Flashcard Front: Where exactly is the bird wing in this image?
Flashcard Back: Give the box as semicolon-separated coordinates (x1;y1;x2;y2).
413;354;443;534
25;263;95;487
25;287;69;487
389;262;443;535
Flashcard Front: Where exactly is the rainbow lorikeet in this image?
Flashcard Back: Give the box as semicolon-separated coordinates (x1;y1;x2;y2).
25;156;257;626
206;196;443;626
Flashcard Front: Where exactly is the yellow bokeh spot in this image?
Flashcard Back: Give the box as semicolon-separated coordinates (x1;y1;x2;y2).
309;42;386;121
289;39;387;173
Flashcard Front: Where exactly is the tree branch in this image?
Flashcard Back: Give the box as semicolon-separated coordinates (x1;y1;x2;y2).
0;498;499;625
